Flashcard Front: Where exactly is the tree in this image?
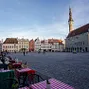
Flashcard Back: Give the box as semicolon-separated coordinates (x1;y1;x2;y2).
20;48;27;52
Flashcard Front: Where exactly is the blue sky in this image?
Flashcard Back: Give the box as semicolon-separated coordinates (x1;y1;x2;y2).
0;0;89;41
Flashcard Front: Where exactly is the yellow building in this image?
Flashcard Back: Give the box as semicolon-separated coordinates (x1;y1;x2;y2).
18;38;29;52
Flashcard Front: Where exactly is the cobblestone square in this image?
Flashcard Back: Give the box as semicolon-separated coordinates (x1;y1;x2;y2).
9;52;89;89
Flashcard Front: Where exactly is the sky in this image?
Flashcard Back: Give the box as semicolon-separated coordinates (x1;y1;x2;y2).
0;0;89;41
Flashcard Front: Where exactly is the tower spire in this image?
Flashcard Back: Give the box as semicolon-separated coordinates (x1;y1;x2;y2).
68;7;74;32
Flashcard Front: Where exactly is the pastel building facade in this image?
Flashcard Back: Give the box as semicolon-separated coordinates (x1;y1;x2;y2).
29;39;34;52
34;38;64;52
34;38;41;52
18;38;29;52
40;40;51;52
48;39;64;52
3;38;18;52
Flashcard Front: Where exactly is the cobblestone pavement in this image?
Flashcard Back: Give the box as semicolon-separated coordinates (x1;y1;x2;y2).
9;52;89;89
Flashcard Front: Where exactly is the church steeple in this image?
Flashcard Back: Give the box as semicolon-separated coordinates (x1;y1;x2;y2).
68;7;74;32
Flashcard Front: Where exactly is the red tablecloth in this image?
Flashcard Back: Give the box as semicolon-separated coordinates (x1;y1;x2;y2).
15;68;36;87
30;78;75;89
13;62;22;66
12;62;22;68
15;68;36;78
9;60;15;63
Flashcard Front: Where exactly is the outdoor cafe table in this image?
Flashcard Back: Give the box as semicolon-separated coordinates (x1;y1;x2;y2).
9;60;16;63
15;68;36;86
30;78;75;89
12;62;22;68
0;70;14;89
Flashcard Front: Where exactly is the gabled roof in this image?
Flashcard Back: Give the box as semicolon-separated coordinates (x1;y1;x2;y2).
48;39;63;44
29;39;34;44
67;23;89;38
41;40;45;43
3;38;18;44
18;38;29;41
29;39;34;42
35;37;39;42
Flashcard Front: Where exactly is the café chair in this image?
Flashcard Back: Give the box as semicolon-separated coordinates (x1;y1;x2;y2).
18;72;28;87
26;73;44;86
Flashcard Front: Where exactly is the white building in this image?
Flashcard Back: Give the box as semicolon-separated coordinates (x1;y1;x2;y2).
34;38;41;52
51;43;64;52
48;39;64;52
18;38;29;52
3;38;18;52
65;8;89;52
34;38;64;52
40;40;51;52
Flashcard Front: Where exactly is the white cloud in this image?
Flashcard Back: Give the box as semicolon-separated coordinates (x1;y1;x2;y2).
70;0;89;28
6;22;68;40
0;0;89;41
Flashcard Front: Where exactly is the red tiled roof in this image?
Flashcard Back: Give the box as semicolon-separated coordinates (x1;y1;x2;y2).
67;23;89;38
48;39;63;44
29;39;34;42
3;38;18;44
41;40;45;43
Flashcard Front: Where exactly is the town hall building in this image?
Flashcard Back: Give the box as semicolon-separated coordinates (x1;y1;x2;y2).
65;8;89;52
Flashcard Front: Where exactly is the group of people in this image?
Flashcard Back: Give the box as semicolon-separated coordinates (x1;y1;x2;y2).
38;50;46;54
23;51;28;56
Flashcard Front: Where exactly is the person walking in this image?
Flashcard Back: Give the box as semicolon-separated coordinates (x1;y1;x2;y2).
23;51;25;56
